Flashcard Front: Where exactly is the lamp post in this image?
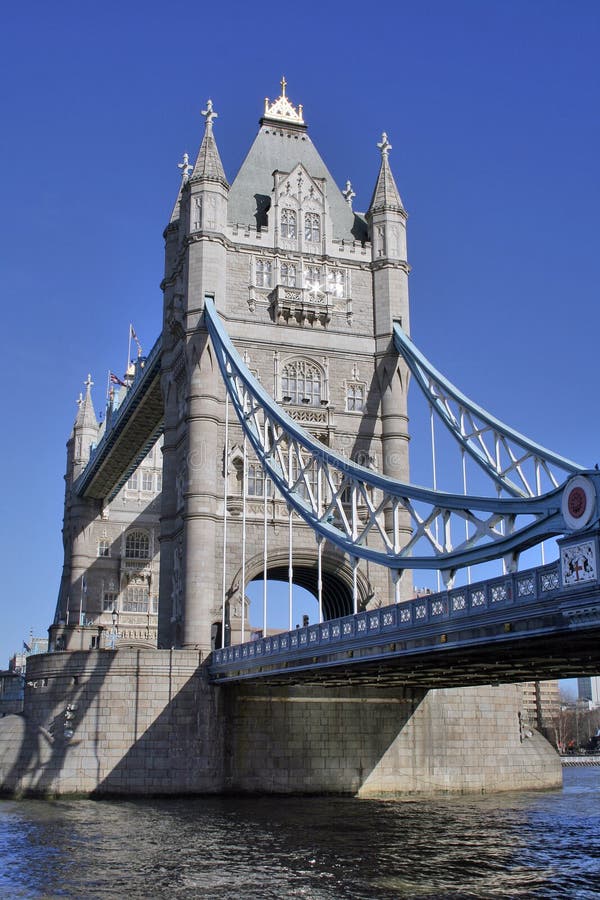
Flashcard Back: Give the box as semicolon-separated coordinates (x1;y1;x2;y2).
110;607;119;650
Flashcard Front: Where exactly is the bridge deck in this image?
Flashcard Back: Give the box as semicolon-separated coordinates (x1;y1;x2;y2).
73;336;163;502
209;558;600;687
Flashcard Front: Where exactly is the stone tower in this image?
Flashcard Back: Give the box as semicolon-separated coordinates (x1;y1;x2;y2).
159;81;413;652
51;372;162;652
0;83;562;801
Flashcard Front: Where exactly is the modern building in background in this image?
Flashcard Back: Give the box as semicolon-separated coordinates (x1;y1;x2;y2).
577;676;600;707
521;680;561;739
0;670;23;716
2;636;49;715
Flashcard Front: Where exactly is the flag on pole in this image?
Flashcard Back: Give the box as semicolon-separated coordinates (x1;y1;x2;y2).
110;372;126;387
130;324;142;357
23;640;31;652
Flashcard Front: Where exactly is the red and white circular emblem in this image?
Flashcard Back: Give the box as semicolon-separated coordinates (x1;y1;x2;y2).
562;475;596;531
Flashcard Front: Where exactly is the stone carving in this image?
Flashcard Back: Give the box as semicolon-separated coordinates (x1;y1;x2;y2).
175;463;186;511
377;132;392;158
342;180;355;208
205;195;217;229
178;152;192;182
201;98;218;132
192;196;202;230
388;224;400;258
171;539;183;623
167;294;185;339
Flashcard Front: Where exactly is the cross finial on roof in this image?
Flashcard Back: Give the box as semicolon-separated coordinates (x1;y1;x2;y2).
178;151;192;181
377;132;392;158
263;79;305;125
202;99;218;133
77;392;83;408
84;374;94;393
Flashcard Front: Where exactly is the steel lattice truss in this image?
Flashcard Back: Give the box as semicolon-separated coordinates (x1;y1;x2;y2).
393;324;583;498
205;300;581;579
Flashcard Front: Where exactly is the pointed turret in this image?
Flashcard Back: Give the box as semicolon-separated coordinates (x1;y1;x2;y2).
73;374;98;432
368;134;411;510
366;133;409;334
367;133;405;215
71;374;99;474
190;100;228;187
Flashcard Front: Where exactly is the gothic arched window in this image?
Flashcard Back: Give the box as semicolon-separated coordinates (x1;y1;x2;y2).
346;382;365;412
256;259;272;288
304;212;321;243
327;269;344;298
281;263;297;287
123;584;149;613
246;463;273;497
281;208;297;239
125;530;150;559
281;359;322;406
304;266;322;291
291;456;318;499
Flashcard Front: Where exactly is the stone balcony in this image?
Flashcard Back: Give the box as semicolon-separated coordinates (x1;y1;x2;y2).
270;285;333;326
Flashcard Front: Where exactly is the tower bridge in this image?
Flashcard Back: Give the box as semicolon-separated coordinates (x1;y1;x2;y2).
1;82;597;798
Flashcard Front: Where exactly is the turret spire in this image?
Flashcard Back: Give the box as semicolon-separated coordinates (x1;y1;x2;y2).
368;132;405;215
73;374;98;430
190;99;228;185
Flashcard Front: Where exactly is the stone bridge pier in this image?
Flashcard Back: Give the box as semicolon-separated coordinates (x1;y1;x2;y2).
0;649;560;797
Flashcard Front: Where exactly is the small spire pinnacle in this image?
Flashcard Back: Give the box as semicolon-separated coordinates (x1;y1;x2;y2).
201;99;218;134
190;98;228;185
377;132;392;159
342;180;356;209
73;374;98;431
367;131;405;216
280;75;287;97
178;151;192;181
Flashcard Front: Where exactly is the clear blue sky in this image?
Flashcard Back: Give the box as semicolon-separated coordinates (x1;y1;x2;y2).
1;1;599;671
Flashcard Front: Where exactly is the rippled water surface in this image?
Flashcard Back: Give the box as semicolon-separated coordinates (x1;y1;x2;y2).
1;768;599;899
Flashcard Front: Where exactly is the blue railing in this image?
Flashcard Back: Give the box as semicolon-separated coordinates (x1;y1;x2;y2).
211;559;565;672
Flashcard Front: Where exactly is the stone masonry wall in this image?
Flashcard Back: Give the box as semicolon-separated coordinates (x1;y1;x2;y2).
0;649;224;796
225;683;562;796
0;650;561;797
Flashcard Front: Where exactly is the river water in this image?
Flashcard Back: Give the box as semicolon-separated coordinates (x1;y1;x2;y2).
1;768;599;899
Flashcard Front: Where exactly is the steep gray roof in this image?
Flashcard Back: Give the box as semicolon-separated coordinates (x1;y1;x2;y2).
228;123;367;242
191;128;228;186
73;377;98;432
368;151;405;216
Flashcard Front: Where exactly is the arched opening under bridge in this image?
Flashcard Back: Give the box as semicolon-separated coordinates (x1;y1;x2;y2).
234;551;376;639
